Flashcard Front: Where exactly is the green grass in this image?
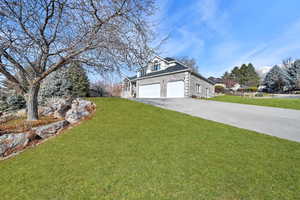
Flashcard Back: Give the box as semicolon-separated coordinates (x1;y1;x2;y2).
0;98;299;200
209;95;300;110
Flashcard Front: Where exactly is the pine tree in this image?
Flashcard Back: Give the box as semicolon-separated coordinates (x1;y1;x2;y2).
246;63;260;87
230;66;240;82
263;65;291;93
68;62;90;97
239;64;248;85
229;63;260;87
286;59;300;89
222;71;231;81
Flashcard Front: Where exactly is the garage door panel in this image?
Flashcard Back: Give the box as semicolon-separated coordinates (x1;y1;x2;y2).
139;83;160;98
167;81;184;98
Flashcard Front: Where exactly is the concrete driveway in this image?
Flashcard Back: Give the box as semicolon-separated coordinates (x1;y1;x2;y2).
133;98;300;143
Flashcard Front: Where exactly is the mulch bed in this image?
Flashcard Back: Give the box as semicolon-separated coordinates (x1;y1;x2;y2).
0;116;61;136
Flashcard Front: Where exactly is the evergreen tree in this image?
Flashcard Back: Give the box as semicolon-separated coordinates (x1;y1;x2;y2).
221;71;231;81
39;67;73;102
286;59;300;89
68;62;90;97
245;63;260;87
263;65;291;93
230;66;240;82
239;64;249;85
39;62;89;102
229;63;260;87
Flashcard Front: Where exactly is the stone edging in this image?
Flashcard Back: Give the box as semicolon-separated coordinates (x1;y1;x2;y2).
0;98;96;160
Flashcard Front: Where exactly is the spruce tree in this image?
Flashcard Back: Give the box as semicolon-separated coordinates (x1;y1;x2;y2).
286;59;300;89
39;62;90;102
39;67;73;102
68;62;90;97
263;65;291;93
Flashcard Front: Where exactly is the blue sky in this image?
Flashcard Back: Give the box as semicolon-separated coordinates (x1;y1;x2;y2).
155;0;300;77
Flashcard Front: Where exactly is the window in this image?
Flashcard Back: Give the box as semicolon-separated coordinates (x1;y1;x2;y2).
153;61;161;71
196;84;202;93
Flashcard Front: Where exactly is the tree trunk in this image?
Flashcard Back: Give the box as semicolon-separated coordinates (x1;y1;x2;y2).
27;83;40;121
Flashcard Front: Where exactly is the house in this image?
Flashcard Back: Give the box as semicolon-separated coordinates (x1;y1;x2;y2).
208;77;226;88
208;77;240;91
122;56;215;98
230;83;241;91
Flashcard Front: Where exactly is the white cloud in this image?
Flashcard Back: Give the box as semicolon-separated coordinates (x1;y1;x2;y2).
153;1;300;78
196;0;231;37
198;0;218;22
161;28;205;58
238;18;300;69
154;0;206;58
207;18;300;77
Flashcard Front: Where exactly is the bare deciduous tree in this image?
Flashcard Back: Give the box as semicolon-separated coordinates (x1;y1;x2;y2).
0;0;156;120
175;56;199;73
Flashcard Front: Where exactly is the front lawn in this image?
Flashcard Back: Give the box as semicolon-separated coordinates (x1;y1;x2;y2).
0;98;299;199
209;95;300;110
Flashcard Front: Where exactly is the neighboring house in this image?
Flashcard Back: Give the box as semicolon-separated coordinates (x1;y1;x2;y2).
208;77;241;91
230;83;241;91
122;56;214;98
208;77;226;88
223;80;240;91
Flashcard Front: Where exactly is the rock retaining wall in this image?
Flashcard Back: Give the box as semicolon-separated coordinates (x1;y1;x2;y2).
0;98;95;159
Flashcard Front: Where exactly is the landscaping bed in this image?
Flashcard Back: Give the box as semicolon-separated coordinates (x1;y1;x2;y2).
0;98;95;158
0;116;61;136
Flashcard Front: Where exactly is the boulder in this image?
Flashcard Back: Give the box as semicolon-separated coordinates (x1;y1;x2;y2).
0;113;16;124
40;98;72;118
33;120;69;139
65;99;95;124
0;133;29;156
39;106;54;116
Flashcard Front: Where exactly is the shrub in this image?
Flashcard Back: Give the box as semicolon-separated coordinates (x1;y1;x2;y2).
246;87;258;92
237;87;258;93
255;93;264;97
215;85;225;93
6;94;26;111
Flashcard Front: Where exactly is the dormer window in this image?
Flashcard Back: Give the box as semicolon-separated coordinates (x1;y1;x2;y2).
153;60;161;71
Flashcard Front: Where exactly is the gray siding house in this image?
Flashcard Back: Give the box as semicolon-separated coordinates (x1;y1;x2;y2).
122;56;214;98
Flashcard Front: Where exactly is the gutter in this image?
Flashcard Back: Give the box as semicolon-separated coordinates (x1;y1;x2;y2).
191;71;215;85
133;69;190;81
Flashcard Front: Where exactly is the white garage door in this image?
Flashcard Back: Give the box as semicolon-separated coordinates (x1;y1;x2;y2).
139;83;161;98
167;81;184;98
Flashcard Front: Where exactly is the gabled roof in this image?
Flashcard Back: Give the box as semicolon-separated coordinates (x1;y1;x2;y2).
145;63;188;77
126;56;214;85
127;63;188;81
208;77;224;84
